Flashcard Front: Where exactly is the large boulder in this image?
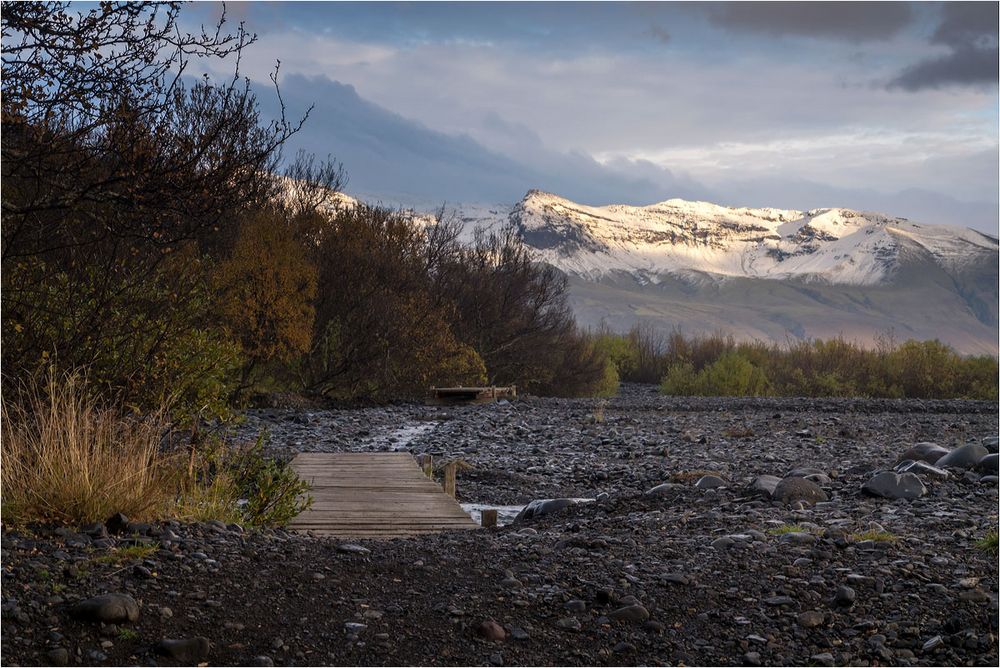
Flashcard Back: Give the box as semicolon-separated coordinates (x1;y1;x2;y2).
772;477;828;506
936;443;989;470
861;471;926;500
69;594;139;624
515;498;579;522
974;453;998;475
896;442;950;465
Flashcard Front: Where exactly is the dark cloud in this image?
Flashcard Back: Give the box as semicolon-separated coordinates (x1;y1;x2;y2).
931;2;999;48
890;3;998;91
259;74;705;205
706;2;913;42
890;46;999;91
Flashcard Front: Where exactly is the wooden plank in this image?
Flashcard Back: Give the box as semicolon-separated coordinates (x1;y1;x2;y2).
288;452;476;539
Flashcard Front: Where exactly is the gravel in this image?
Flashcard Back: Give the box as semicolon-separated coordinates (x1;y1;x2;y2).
2;385;997;666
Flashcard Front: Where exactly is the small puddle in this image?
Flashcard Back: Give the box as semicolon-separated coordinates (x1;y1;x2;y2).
460;503;526;526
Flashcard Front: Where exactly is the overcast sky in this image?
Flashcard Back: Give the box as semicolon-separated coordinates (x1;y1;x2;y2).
189;1;999;232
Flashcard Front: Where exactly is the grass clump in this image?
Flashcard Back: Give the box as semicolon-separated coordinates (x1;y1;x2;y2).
975;529;998;555
767;524;809;536
1;372;179;526
1;371;311;529
95;544;159;564
849;529;899;543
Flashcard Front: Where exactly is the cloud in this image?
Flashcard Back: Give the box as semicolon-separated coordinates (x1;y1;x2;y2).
645;25;671;44
705;1;913;42
889;3;998;90
890;46;999;90
258;74;706;205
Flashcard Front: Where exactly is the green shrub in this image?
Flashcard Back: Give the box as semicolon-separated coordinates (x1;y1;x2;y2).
698;352;770;396
180;432;312;527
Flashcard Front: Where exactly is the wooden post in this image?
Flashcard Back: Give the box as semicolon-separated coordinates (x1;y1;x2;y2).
443;461;457;498
481;508;497;528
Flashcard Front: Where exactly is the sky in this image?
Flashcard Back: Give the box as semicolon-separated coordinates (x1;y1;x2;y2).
185;1;999;233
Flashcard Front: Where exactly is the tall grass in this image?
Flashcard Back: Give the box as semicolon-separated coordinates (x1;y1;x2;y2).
1;372;312;528
1;373;179;525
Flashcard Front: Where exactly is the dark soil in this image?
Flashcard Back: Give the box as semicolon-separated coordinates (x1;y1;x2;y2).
3;387;997;666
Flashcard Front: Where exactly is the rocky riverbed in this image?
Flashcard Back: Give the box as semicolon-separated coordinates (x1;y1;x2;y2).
3;386;998;666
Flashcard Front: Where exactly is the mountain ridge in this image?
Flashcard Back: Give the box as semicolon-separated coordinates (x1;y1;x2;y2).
336;187;999;354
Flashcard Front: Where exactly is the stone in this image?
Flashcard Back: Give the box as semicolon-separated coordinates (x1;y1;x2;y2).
608;605;649;623
834;585;856;607
336;544;371;555
45;648;70;666
780;532;816;545
694;475;726;489
974;453;998;475
786;467;831;484
514;498;579;522
477;620;506;641
772;477;828;506
922;635;943;652
747;475;781;498
251;656;275;667
894;460;950;479
69;593;139;623
983;436;999;454
897;442;950;465
555;616;581;631
156;637;210;663
811;652;835;666
861;471;926;500
797;610;825;628
644;483;679;496
711;537;735;550
105;513;130;535
564;599;586;612
936;443;989;470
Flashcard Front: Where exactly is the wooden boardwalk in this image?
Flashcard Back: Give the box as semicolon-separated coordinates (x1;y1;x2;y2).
288;452;478;539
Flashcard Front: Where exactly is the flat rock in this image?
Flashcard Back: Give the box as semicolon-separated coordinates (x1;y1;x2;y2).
862;471;927;500
895;460;950;479
747;475;781;498
772;477;828;506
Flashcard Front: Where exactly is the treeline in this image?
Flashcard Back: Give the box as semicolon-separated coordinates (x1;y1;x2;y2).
0;4;612;421
590;325;998;400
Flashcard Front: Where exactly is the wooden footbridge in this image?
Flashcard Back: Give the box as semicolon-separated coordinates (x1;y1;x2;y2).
288;452;481;538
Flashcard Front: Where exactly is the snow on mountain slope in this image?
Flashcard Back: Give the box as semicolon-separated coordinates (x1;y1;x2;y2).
505;190;998;286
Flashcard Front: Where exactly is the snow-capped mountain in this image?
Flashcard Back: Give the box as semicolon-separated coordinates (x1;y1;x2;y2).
331;186;999;353
508;190;997;286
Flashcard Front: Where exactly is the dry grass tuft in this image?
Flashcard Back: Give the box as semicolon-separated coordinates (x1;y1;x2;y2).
1;372;179;526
